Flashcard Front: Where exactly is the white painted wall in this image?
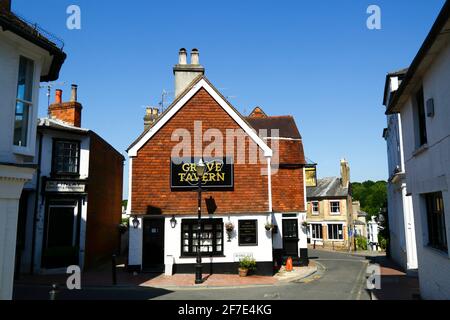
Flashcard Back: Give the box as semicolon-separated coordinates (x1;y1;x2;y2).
164;214;273;266
398;40;450;299
128;216;143;267
0;28;58;299
21;130;91;274
384;110;418;271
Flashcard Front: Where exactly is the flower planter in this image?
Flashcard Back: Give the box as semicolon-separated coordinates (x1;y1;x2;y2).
238;268;248;277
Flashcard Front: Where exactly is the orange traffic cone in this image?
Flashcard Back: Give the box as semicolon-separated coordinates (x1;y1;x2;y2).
286;257;293;272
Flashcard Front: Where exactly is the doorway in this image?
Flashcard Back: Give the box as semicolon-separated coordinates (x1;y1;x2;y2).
42;200;80;269
142;218;165;271
282;219;299;257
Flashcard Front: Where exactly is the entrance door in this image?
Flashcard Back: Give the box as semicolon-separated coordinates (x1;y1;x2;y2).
142;218;165;270
42;202;79;268
282;219;299;257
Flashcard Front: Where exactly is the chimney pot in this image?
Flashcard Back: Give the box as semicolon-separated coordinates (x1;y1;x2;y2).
178;48;187;65
70;84;78;102
55;89;62;104
191;48;199;65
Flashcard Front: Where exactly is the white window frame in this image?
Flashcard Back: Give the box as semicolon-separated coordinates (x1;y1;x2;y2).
330;200;341;215
327;223;344;241
311;201;319;215
310;223;323;241
11;51;41;157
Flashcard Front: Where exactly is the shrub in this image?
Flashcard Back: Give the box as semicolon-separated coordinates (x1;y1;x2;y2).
379;235;388;250
239;256;257;271
356;236;368;250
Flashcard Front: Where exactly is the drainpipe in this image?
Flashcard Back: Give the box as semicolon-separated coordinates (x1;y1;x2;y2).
30;132;43;274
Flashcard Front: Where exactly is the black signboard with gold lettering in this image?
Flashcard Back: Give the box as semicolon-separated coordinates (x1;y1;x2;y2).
170;157;234;190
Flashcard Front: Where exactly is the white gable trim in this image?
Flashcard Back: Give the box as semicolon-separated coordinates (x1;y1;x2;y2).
128;78;273;158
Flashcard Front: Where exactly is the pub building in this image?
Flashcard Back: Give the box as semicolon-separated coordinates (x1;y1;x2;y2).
16;86;124;274
127;49;308;275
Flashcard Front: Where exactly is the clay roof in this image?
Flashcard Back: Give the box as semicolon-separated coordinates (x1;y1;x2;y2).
246;116;302;139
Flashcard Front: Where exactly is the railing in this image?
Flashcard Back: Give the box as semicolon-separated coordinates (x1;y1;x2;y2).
11;11;65;50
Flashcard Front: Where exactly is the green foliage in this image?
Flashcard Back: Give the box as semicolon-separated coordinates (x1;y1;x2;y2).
351;180;387;219
379;235;388;250
356;236;368;250
239;256;257;271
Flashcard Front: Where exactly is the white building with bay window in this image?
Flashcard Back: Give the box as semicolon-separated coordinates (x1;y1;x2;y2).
0;1;66;300
384;1;450;299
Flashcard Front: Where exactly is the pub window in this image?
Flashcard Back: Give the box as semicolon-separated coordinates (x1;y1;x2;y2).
330;201;341;215
14;56;35;147
52;140;80;175
311;223;323;240
181;219;223;256
238;220;258;246
425;192;447;252
415;86;428;147
328;224;343;240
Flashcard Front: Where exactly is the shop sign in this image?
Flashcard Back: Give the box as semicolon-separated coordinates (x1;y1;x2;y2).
45;180;86;193
171;157;233;190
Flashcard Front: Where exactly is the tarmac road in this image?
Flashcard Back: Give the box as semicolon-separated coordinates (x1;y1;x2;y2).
13;249;371;300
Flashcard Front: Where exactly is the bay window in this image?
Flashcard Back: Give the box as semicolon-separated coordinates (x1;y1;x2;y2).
14;56;34;147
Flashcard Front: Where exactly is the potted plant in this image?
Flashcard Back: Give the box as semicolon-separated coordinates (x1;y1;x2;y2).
239;256;257;277
225;221;234;242
265;222;274;231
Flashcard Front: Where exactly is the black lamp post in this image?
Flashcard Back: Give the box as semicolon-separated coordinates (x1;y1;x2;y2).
195;158;206;284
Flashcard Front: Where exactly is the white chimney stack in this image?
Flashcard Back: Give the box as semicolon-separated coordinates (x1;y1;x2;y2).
173;48;205;98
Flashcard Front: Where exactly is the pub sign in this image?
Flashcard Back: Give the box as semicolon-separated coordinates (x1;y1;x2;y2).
171;157;234;190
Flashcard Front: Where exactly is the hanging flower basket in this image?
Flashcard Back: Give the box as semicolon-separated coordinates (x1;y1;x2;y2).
225;222;234;232
265;223;274;231
302;221;309;228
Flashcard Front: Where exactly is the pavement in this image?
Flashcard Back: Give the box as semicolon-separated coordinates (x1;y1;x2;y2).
12;249;420;300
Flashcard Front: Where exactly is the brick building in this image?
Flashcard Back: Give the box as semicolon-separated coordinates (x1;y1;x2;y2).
126;49;308;276
16;86;124;274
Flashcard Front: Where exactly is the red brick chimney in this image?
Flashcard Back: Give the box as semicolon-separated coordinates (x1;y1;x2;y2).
0;0;11;12
48;84;82;127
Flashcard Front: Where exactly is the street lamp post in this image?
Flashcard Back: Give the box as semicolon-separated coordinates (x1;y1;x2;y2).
195;158;206;284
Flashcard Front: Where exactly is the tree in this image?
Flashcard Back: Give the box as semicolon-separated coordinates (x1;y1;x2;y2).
351;180;387;219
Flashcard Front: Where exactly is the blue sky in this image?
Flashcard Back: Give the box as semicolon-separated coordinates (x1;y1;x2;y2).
13;0;446;197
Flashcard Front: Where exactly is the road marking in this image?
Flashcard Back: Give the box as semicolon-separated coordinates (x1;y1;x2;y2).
263;292;280;299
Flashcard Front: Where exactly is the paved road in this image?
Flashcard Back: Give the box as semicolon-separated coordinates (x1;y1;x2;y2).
13;249;371;300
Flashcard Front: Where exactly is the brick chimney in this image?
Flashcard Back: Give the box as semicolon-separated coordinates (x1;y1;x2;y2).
143;107;159;130
0;0;11;12
173;48;205;98
48;84;82;127
340;159;350;188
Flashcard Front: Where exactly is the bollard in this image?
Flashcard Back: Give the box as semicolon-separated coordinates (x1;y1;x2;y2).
49;284;58;300
313;240;316;249
112;254;117;285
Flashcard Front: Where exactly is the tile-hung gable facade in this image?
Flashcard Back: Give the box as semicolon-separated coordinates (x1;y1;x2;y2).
127;49;308;275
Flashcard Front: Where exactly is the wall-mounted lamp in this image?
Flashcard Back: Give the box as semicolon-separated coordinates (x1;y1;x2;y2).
132;216;140;229
170;215;177;228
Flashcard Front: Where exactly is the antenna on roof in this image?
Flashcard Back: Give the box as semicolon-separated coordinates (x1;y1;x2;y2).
158;89;173;113
40;81;66;108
